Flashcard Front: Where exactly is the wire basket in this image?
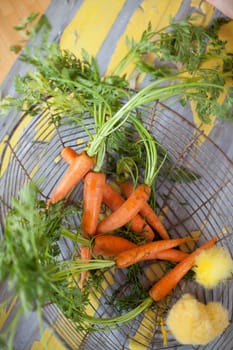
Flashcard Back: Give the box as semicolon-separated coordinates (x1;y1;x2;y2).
0;101;233;350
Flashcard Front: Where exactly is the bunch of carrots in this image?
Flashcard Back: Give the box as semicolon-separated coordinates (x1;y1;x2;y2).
1;95;220;336
45;137;218;328
39;81;219;329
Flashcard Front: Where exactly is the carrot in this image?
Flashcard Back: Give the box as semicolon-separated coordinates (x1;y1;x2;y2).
96;184;151;234
61;146;78;164
48;150;95;204
140;205;170;240
102;183;124;211
145;248;188;262
120;181;170;240
82;171;106;236
102;183;154;241
115;237;194;268
149;236;218;301
92;235;137;257
93;235;187;261
80;245;92;289
80;171;106;287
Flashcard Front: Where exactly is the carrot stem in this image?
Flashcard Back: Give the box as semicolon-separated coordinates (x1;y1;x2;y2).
61;227;91;246
79;297;153;329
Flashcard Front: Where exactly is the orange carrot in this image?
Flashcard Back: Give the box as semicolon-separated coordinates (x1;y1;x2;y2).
145;248;188;262
149;236;218;301
93;235;137;257
82;171;106;236
96;184;151;234
115;237;194;268
80;171;106;287
140;205;170;240
61;147;78;164
102;183;154;241
80;245;92;289
102;183;124;211
93;235;187;261
120;181;170;240
48;150;94;204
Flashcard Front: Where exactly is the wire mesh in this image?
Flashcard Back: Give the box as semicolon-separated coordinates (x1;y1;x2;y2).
0;101;233;350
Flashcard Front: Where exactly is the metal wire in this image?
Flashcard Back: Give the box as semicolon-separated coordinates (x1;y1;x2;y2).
0;102;233;350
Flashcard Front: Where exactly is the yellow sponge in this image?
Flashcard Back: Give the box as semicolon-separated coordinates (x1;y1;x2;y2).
193;245;233;288
166;293;229;345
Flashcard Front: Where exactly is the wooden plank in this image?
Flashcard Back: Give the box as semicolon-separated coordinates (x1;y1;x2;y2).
0;0;51;84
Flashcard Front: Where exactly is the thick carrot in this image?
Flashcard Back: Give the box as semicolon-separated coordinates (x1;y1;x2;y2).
93;235;137;257
115;237;194;268
48;150;95;204
149;236;218;301
120;181;170;240
82;171;106;236
61;146;78;164
96;184;151;234
102;183;154;241
80;171;105;287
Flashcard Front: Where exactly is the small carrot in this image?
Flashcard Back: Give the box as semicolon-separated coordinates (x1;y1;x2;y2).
145;248;188;262
115;237;194;268
80;245;92;289
102;183;124;211
92;235;137;257
61;146;78;164
48;150;95;204
120;181;170;240
149;236;218;301
102;183;154;241
96;184;151;234
82;171;106;236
